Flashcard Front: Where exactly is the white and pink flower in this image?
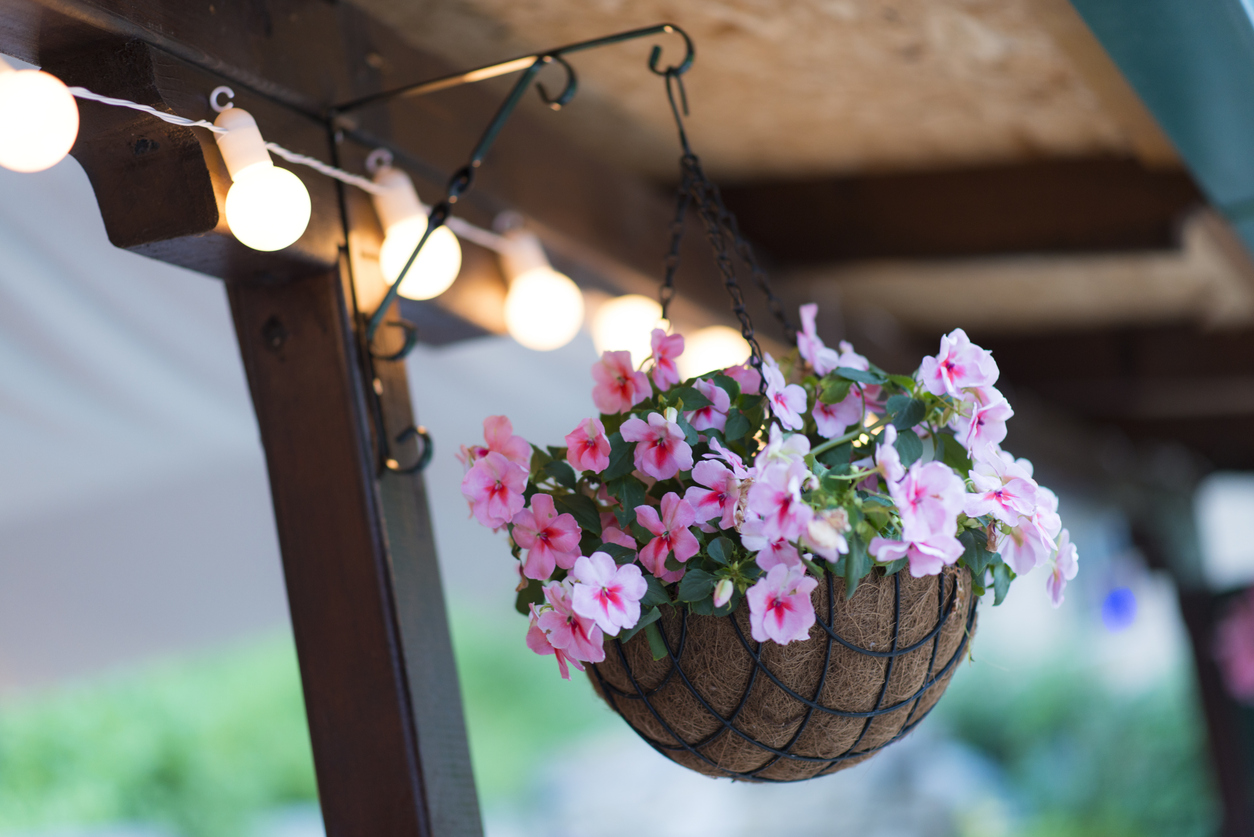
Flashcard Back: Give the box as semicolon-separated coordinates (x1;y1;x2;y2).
685;460;740;529
685;377;731;432
747;564;818;644
1046;528;1079;607
918;328;998;400
571;551;648;635
762;354;807;431
797;303;840;376
747;459;814;542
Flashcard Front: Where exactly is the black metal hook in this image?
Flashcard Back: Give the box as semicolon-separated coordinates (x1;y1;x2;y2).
536;54;578;110
369;319;420;362
648;25;696;78
387;425;434;474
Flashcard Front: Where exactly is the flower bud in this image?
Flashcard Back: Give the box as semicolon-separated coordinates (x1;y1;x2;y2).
664;406;679;424
713;578;734;608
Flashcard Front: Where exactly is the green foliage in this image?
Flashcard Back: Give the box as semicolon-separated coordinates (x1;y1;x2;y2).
644;622;669;661
515;577;545;615
677;568;717;603
840;533;872;599
722;408;751;442
665;386;712;411
834;366;886;385
618;607;661;643
818;376;852;405
541;460;577;489
0;637;316;837
640;575;671;609
895;429;923;467
939;664;1218;837
553;493;601;537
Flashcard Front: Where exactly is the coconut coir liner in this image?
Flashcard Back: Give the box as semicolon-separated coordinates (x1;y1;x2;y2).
588;566;975;782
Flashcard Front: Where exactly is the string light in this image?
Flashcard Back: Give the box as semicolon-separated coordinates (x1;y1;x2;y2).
370;163;462;299
213;106;311;251
501;230;584;351
677;325;750;378
592;294;664;368
0;56;79;173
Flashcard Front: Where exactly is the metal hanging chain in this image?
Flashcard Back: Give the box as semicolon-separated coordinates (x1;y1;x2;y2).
656;69;796;370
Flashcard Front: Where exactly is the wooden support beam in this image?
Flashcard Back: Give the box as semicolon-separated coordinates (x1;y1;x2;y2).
719;157;1203;266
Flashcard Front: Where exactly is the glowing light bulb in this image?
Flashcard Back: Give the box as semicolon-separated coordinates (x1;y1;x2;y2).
213;107;310;251
0;58;79;172
500;230;584;351
371;166;462;299
592;294;664;367
505;267;584;351
677;325;751;379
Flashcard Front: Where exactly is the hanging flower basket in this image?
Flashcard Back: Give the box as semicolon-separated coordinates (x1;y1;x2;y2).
589;564;975;781
461;305;1078;781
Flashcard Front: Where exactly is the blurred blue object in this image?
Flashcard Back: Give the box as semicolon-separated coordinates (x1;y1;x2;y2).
1102;587;1138;632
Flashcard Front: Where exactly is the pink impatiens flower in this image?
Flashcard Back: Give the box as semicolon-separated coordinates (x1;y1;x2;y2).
797;303;840;376
620;411;694;480
705;437;750;480
998;490;1063;575
747;460;814;542
964;468;1037;526
1046;528;1079;607
918;328;999;400
649;328;684;392
458;415;531;471
565;417;611;474
763;354;807;431
571;551;648;635
875;425;905;485
635;492;700;582
526;603;583;680
869;531;965;577
889;460;965;541
592;350;651;414
511;493;582;580
685;377;731;432
958;391;1013;453
741;518;802;570
723;362;762;395
536;581;605;665
684;460;740;529
813;394;864;439
462;451;527;529
747;564;818;644
599;512;638;555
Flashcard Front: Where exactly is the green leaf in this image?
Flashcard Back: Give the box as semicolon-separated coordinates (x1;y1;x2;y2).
936;432;972;475
707;536;734;565
836;366;886;385
959;528;995;577
817;442;853;469
993;562;1014;605
723;409;751;442
891;398;926;430
514;577;545;616
675;412;699;447
641;574;671;609
602;431;635;481
597;543;637;564
546;445;568;460
529;445;553;474
608;475;647;529
895;430;923;468
883;558;908;575
677;568;717;603
886;374;917;390
818;376;853;405
668;386;712;410
711;373;741;402
579;529;602;557
554;493;602;537
842;534;872;599
619;606;661;643
645;621;669;661
689;595;716;615
542;460;577;489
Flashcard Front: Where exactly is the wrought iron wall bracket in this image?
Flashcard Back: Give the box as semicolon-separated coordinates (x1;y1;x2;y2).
326;24;695;344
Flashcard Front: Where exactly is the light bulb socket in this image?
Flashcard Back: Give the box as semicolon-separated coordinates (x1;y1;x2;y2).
213;107;272;179
371;166;425;232
500;230;551;282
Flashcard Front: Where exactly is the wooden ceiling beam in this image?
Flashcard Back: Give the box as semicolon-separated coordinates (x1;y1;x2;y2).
719;156;1203;266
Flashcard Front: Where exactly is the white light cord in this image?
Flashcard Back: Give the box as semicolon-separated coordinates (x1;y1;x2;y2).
445;216;511;253
69;87;226;133
67;84;513;246
262;142;386;195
